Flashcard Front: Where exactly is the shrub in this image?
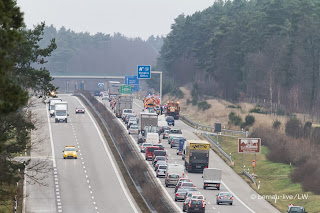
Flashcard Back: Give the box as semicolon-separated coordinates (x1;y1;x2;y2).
170;88;184;99
197;100;211;111
285;118;301;138
273;120;281;129
191;83;199;105
228;112;242;126
304;121;312;128
244;115;255;126
227;105;241;109
249;107;263;113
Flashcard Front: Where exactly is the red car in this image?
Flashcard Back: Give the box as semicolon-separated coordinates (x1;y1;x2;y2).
145;146;159;160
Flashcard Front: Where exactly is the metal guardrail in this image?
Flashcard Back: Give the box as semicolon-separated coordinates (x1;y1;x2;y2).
79;94;156;213
243;168;256;184
202;133;233;164
180;114;248;137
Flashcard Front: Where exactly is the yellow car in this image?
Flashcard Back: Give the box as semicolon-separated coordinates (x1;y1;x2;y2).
63;146;77;159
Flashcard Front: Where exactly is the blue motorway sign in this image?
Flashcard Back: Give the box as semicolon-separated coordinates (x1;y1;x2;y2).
137;65;151;79
125;75;139;85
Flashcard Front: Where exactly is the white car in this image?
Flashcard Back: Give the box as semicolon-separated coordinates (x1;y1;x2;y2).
156;165;167;177
75;107;85;114
128;125;139;135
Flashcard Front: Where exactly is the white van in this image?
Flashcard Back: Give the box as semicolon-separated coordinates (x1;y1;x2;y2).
146;132;160;144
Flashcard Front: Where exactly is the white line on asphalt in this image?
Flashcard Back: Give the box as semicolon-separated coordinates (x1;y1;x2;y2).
92;196;94;199
133;101;144;109
46;108;56;167
221;180;255;213
89;186;91;189
75;96;139;213
83;166;85;169
212;206;215;209
22;167;27;213
57;199;61;202
57;196;60;199
84;170;86;173
207;202;210;205
90;191;93;194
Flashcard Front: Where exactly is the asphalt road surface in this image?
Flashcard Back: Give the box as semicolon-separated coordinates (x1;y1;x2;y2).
26;95;140;213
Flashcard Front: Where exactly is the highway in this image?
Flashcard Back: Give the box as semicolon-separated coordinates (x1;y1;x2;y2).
98;96;279;213
26;95;140;213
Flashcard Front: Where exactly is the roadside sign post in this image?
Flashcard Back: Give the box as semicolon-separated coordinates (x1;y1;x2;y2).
238;138;261;172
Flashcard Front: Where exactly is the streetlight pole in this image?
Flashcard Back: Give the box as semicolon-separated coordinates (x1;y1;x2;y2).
151;71;162;104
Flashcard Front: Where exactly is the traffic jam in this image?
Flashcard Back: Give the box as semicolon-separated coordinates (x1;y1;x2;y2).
97;84;234;213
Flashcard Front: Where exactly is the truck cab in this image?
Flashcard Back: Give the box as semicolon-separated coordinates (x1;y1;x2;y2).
55;102;68;123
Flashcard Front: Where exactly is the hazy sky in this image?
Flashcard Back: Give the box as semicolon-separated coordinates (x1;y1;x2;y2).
17;0;215;40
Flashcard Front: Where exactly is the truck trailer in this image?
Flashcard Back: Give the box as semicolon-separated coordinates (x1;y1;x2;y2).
202;168;222;190
139;112;158;133
114;95;133;118
48;98;62;117
184;140;210;172
54;102;68;123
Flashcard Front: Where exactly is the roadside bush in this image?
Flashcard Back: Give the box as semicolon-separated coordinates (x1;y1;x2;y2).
170;88;184;99
227;105;241;109
285;118;302;138
228;112;242;126
249;107;263;113
304;121;312;128
244;115;255;126
273;120;281;129
197;100;211;111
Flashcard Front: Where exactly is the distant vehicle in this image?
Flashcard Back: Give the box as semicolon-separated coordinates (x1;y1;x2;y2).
152;143;164;150
171;137;186;149
102;92;109;100
175;188;197;202
93;90;101;96
165;164;185;187
140;143;152;153
122;109;134;120
127;120;138;130
154;160;167;171
166;116;175;126
175;182;195;193
183;192;203;212
168;129;183;144
138;133;144;144
115;95;133;118
177;138;186;155
128;125;139;135
216;192;233;205
107;81;121;97
163;130;170;139
146;132;160;144
75;107;85;114
287;205;307;213
124;113;136;124
55;102;68;123
187;198;206;212
165;101;180;120
152;150;167;162
63;146;77;159
156;165;167;177
175;180;193;192
185;140;210;172
48;98;62;117
153;155;167;167
145;146;159;160
159;125;170;134
203;168;222;190
139;112;158;133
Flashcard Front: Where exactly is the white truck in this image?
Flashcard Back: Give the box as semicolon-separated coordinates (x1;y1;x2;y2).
202;168;222;190
165;164;185;187
54;102;68;123
49;98;62;117
115;95;133;118
139;112;158;133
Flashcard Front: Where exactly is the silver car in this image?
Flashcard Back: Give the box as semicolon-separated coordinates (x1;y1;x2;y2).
216;192;233;205
156;165;167;177
163;130;169;139
128;125;139;135
175;188;197;201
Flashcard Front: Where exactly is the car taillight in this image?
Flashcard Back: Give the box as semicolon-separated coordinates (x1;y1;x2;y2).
217;184;220;187
202;202;205;208
205;184;208;186
205;166;208;168
182;173;184;177
230;197;234;200
176;193;179;196
218;196;221;199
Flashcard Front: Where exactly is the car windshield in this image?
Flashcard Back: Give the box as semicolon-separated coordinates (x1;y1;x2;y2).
191;200;202;205
156;161;166;165
156;156;166;160
56;111;66;116
167;116;174;120
185;188;196;192
169;174;179;178
289;207;305;213
76;107;84;109
130;125;138;129
192;195;204;199
159;165;167;169
147;147;159;152
123;110;132;113
65;147;76;151
142;143;152;147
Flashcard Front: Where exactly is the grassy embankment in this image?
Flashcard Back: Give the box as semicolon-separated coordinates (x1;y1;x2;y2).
212;135;320;213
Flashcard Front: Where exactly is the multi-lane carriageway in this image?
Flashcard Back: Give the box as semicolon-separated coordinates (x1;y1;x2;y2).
25;94;279;213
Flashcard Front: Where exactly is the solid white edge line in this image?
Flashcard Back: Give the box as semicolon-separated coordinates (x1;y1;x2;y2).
133;98;256;213
46;108;56;168
98;98;182;213
22;167;26;213
75;96;139;213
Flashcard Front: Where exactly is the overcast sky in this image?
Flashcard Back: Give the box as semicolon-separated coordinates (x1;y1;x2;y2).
17;0;215;40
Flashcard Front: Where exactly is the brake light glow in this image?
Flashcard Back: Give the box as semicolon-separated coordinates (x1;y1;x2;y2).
230;197;234;200
176;193;179;196
218;196;221;199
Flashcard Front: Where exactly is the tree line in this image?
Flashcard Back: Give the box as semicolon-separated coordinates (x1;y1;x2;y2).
39;26;163;76
157;0;320;115
0;1;56;208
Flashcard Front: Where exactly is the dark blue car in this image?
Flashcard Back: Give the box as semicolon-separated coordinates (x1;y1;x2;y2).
166;116;175;126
